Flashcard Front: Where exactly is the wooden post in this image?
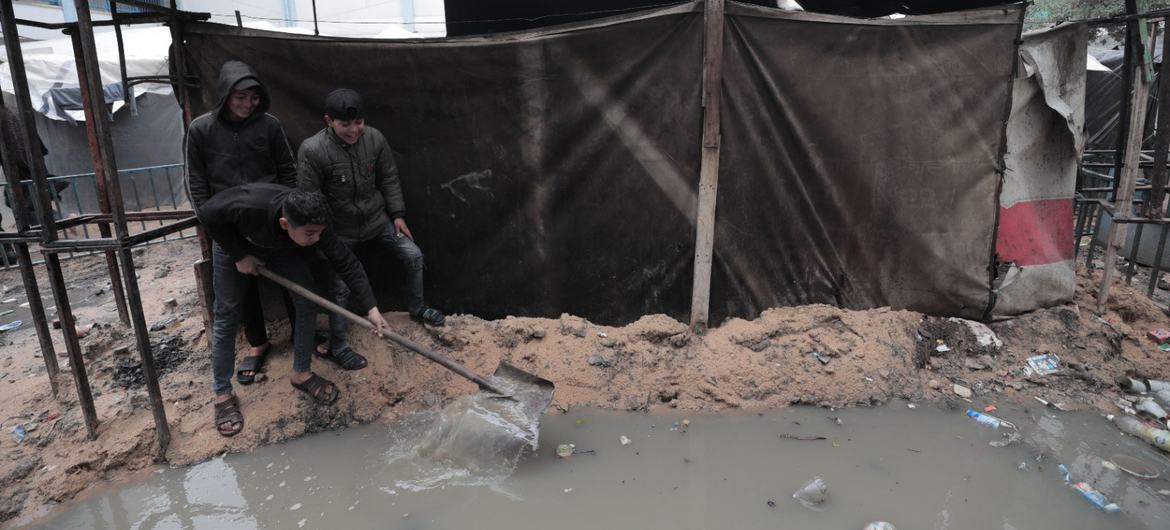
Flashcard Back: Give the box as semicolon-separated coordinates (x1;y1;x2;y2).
1098;19;1156;314
689;0;725;332
1112;0;1140;201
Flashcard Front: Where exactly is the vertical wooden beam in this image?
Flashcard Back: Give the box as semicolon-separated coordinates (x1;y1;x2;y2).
1148;17;1170;218
1098;19;1156;314
689;0;725;332
1112;0;1141;201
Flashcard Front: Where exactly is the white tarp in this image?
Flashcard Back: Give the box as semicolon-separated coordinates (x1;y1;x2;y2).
1;25;174;121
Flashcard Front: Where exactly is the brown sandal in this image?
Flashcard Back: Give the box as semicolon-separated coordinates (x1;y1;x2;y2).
291;373;339;405
214;395;243;437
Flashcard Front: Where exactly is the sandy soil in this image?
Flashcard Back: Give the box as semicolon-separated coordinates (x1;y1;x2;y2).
0;239;1168;526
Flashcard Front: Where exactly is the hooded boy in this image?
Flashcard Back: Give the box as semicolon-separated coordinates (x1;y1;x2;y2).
184;61;298;387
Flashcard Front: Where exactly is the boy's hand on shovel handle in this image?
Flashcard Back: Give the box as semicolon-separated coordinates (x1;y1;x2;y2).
367;308;389;336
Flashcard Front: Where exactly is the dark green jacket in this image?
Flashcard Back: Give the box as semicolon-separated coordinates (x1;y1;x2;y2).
184;61;296;213
296;125;405;245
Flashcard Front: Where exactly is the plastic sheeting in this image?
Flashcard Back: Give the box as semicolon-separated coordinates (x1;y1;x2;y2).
993;24;1086;318
183;1;1026;324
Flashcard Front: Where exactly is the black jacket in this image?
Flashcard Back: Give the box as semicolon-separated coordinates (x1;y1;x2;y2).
184;61;296;213
199;183;377;312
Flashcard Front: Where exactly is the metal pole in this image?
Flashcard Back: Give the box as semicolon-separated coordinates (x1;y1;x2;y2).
0;110;58;397
312;0;319;36
1126;222;1145;284
110;0;130;107
1;0;73;401
1074;199;1089;258
235;9;241;28
1086;204;1101;271
74;0;170;457
1150;224;1169;296
69;29;130;325
1150;17;1170;218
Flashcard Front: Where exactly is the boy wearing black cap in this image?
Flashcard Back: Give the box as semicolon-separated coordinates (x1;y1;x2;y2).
185;60;298;386
298;88;446;362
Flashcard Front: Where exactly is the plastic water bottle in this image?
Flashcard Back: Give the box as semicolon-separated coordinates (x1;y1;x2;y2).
966;409;1002;429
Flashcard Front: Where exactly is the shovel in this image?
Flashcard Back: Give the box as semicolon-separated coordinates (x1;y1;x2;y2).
256;265;553;405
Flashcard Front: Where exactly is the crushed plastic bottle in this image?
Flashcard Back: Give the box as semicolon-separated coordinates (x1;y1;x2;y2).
863;523;896;530
1058;464;1120;513
792;476;829;510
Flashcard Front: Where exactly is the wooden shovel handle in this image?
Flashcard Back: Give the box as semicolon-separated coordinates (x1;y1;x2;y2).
255;265;509;396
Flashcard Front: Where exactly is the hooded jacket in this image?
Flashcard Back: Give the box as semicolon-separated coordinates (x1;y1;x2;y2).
184;61;296;213
296;125;405;245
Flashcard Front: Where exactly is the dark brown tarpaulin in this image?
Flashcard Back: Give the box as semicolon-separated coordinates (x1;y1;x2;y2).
185;4;704;324
182;1;1023;325
710;3;1021;321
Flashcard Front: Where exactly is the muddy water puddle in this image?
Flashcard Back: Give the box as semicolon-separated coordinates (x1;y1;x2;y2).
32;401;1170;529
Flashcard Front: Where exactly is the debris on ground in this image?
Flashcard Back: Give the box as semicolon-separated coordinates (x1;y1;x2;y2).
1058;464;1121;513
792;476;829;509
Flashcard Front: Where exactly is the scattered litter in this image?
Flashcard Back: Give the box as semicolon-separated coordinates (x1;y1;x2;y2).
1135;398;1168;420
597;332;607;338
829;416;843;426
966;409;1016;430
1058;464;1120;513
766;500;776;508
1148;329;1170;343
0;320;22;332
1024;354;1060;376
619;435;632;446
1112;414;1170;451
948;317;1002;349
779;433;827;441
1158;490;1170;496
812;351;831;365
18;302;28;308
1162;343;1170;352
1109;454;1160;479
289;503;302;511
953;384;973;399
556;444;575;458
792;476;829;510
1034;396;1069;411
563;488;572;493
587;354;613;368
11;424;25;443
1101;460;1118;470
983;405;997;413
1018;462;1027;471
907;403;917;409
681;419;690;428
0;298;15;304
297;519;307;528
0;310;12;318
864;523;896;530
935;344;951;353
989;430;1022;448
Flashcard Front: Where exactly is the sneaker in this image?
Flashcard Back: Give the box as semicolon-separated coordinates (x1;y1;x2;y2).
410;307;446;326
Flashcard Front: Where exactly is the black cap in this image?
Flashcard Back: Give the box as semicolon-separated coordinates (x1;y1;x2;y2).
324;88;364;121
232;77;261;92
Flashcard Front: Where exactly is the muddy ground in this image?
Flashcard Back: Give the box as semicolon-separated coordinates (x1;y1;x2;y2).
0;239;1168;526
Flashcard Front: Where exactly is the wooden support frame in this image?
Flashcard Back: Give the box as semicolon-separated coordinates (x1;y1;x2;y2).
1098;19;1158;314
689;0;725;331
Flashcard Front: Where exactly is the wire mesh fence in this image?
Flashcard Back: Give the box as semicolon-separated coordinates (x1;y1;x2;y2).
0;163;193;269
